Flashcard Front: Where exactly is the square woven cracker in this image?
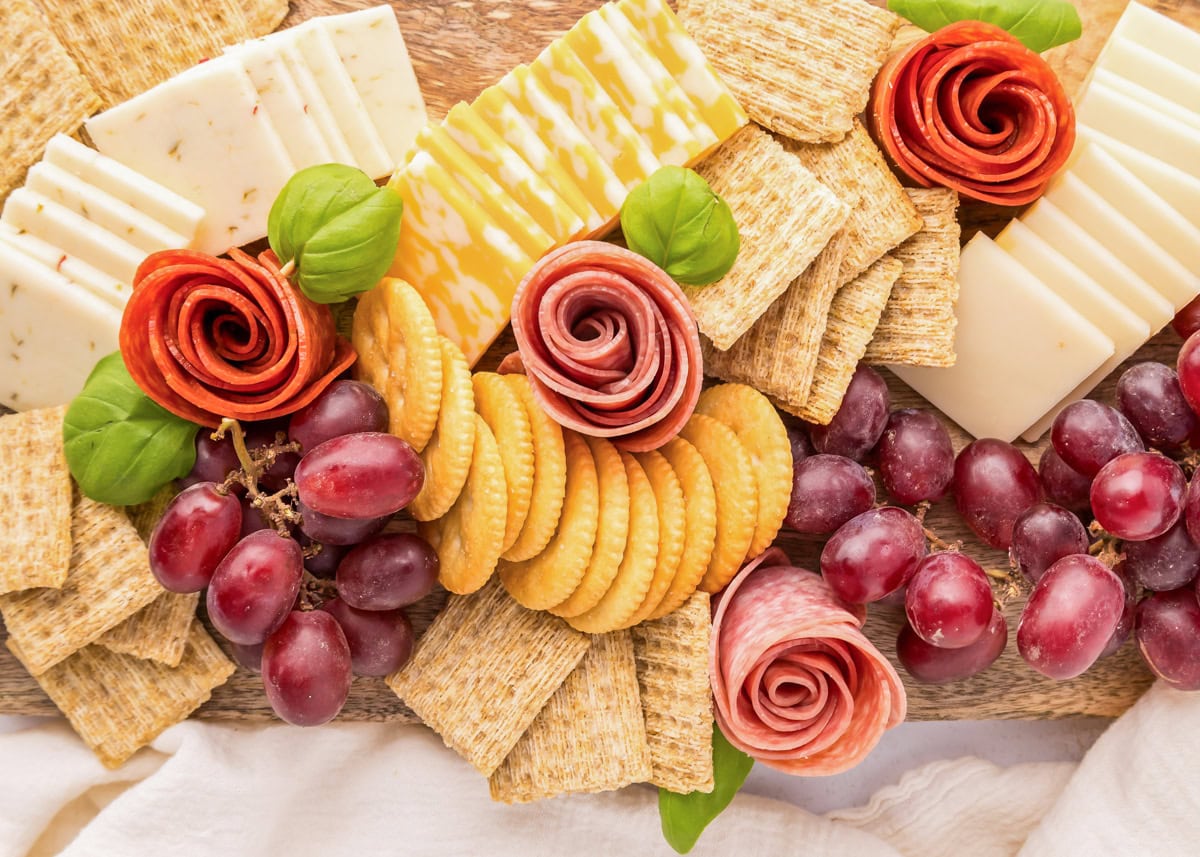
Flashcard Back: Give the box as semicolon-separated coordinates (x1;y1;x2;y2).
782;122;923;282
39;0;255;106
489;630;651;803
0;492;163;675
689;125;848;350
0;1;100;202
631;591;714;794
96;591;198;667
780;255;904;425
12;622;234;769
703;231;849;403
863;188;962;368
386;577;590;776
242;0;289;34
679;0;901;143
0;407;73;594
125;485;178;543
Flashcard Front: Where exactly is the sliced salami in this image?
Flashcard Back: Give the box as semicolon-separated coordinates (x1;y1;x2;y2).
507;241;703;453
119;248;356;427
710;549;906;775
868;21;1075;206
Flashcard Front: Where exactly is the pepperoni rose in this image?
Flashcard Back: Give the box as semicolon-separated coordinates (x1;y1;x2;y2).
119;248;356;427
868;21;1075;206
711;549;906;775
506;241;703;453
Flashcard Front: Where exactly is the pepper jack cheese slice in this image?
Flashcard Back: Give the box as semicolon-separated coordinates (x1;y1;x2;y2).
1075;125;1200;224
0;243;121;411
891;234;1115;443
1108;2;1200;76
1090;69;1200;132
0;224;127;309
1094;39;1200;117
85;57;295;255
1076;82;1200;183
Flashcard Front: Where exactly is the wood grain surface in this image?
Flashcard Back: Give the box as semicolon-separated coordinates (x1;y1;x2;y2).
2;0;1195;722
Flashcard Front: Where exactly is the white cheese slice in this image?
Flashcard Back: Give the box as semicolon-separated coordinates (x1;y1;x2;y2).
225;40;333;170
24;162;188;255
1;189;144;285
995;220;1150;442
890;234;1115;443
270;41;356;166
1067;143;1200;276
1020;197;1174;333
1044;172;1200;311
1075;124;1200;223
0;242;122;411
84;57;295;255
1090;69;1200;132
0;223;127;309
1095;40;1200;117
1108;2;1200;77
1076;82;1200;181
320;6;428;165
43;134;204;241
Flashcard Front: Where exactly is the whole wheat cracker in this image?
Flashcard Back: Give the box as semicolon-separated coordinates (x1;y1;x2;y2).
96;591;198;667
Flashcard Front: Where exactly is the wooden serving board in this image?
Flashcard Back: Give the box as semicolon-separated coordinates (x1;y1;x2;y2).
1;0;1195;722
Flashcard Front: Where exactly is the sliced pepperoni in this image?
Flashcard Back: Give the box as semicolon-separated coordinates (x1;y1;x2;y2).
507;241;703;453
711;549;906;775
868;21;1075;206
119;248;356;427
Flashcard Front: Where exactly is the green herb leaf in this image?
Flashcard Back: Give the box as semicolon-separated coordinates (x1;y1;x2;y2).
267;163;404;304
621;166;740;286
658;723;754;854
887;0;1082;52
62;352;199;506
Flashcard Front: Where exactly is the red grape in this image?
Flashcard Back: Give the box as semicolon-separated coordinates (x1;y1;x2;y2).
1009;503;1089;584
784;454;875;535
301;538;346;579
787;423;814;465
1135;588;1200;690
953;439;1040;550
336;533;439;611
207;531;304;645
288;380;389;453
179;431;241;491
897;608;1007;684
1172;294;1200;339
1116;362;1197;452
1123;518;1200;591
230;640;264;673
238;496;271;539
321;597;414;676
1017;554;1125;680
1037;446;1092;515
1050;400;1144;478
1176;331;1200;418
245;423;301;493
904;553;993;649
809;366;889;462
875;409;955;505
294;432;423;519
262;610;352;726
1186;469;1200;547
149;483;242;593
820;507;926;604
1090;452;1186;541
1098;561;1137;660
298;501;389;546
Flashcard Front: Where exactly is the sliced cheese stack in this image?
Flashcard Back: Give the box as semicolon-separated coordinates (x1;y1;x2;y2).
389;0;748;365
83;6;427;255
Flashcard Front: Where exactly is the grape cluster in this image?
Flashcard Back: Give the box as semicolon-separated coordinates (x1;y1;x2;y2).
149;381;439;726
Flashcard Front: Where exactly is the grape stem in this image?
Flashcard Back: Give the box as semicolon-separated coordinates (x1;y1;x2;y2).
1086;522;1125;570
298;571;336;612
212;418;303;536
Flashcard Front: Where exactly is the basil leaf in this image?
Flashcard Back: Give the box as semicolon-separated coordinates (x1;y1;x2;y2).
887;0;1082;52
63;352;199;506
658;723;754;854
621;166;740;286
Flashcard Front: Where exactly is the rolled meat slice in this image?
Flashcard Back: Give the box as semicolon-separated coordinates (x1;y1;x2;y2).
507;241;703;453
868;21;1074;206
711;548;906;776
120;248;356;427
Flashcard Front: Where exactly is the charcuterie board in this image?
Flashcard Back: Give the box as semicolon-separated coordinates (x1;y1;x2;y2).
0;0;1194;723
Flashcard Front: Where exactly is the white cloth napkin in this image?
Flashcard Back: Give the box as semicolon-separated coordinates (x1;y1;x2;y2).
0;682;1195;857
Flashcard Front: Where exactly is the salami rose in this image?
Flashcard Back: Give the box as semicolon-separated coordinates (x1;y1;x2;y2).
868;21;1075;206
119;248;356;427
506;241;703;453
711;549;906;775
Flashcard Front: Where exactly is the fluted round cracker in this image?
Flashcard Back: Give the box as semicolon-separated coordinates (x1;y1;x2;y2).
419;415;508;595
567;452;659;634
499;432;599;610
550;436;630;619
409;337;476;521
501;374;567;562
696;383;792;558
650;437;717;620
625;449;686;627
351;279;443;452
473;373;535;554
679;414;757;594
